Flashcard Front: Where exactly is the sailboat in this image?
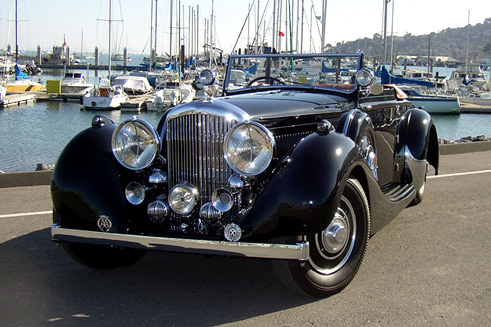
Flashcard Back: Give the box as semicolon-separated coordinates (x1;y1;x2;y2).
83;0;127;110
3;0;43;94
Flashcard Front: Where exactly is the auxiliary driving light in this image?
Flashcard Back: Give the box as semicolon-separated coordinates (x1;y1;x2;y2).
168;183;199;215
212;188;234;212
125;182;145;205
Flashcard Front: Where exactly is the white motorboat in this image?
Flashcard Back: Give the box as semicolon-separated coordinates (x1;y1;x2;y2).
61;72;95;95
459;92;491;107
447;64;489;91
82;86;128;110
146;80;195;111
111;53;131;62
112;75;153;95
145;88;179;111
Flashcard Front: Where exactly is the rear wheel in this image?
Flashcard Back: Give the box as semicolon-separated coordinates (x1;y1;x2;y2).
272;179;370;297
62;242;147;270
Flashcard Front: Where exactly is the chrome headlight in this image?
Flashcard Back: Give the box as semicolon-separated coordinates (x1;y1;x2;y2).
356;68;374;87
112;119;160;170
223;122;275;176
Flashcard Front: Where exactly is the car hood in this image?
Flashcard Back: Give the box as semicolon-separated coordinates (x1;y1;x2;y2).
218;90;352;120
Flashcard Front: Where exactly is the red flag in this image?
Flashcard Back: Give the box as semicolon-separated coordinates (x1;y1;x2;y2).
278;30;285;37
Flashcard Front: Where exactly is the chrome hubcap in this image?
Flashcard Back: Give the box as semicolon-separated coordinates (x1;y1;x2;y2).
322;211;350;256
311;195;357;274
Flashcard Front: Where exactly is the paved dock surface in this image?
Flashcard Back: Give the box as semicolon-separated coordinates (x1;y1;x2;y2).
0;151;490;326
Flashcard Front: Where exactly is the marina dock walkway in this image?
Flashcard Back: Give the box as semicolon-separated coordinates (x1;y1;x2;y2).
0;93;36;108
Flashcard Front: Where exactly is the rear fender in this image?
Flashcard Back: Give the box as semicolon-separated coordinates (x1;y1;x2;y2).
396;108;439;187
240;131;359;238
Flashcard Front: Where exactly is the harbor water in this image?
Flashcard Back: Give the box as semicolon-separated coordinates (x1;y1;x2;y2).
1;100;491;173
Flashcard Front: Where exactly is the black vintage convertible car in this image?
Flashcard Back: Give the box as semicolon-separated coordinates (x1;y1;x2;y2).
51;53;439;297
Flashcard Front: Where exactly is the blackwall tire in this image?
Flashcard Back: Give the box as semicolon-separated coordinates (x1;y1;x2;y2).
62;242;147;270
272;179;370;297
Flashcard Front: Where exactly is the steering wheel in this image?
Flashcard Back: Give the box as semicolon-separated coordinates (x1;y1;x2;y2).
247;76;286;87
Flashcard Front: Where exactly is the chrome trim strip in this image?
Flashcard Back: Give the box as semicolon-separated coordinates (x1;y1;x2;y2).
51;225;310;261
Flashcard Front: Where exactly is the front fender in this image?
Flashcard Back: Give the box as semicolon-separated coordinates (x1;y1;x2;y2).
51;118;132;233
240;131;359;239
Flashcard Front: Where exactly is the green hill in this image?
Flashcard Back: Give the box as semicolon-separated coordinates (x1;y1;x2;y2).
329;17;491;66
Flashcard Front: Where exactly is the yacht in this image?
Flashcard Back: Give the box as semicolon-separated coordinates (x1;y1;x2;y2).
61;72;95;95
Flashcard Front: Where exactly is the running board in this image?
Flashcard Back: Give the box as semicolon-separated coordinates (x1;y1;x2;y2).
381;183;415;202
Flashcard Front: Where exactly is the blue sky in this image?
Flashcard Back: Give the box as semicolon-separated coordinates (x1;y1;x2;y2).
1;0;489;55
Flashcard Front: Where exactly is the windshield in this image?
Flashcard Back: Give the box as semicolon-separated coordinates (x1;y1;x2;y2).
223;53;362;94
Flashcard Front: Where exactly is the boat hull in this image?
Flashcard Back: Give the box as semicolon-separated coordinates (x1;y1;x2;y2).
83;95;128;110
409;96;461;114
459;96;491;107
61;85;95;95
5;82;44;93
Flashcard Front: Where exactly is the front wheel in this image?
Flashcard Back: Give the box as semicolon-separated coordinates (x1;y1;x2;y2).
272;179;370;297
62;242;147;270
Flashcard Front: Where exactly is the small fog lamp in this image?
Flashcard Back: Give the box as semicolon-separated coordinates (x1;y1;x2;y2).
125;182;145;205
212;188;234;212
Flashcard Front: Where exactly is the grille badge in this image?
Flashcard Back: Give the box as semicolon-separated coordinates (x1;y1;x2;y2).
97;215;112;232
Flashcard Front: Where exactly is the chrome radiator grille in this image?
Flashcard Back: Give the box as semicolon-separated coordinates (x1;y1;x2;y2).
166;113;236;203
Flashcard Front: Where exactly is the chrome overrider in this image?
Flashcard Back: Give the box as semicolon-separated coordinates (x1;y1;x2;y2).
51;224;310;261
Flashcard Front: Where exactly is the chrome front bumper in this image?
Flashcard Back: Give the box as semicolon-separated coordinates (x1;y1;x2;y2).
51;224;310;261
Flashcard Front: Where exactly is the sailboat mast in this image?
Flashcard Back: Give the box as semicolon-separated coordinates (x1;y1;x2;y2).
209;0;214;67
465;10;470;75
108;0;112;81
321;0;326;53
382;0;389;66
155;0;158;56
272;0;276;51
196;5;199;57
150;0;153;64
15;0;18;62
300;0;304;53
390;0;394;71
169;0;173;59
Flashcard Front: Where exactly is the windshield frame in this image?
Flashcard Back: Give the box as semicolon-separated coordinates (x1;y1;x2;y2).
222;53;363;96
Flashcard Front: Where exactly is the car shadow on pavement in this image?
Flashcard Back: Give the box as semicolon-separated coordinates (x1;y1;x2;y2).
0;228;316;326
